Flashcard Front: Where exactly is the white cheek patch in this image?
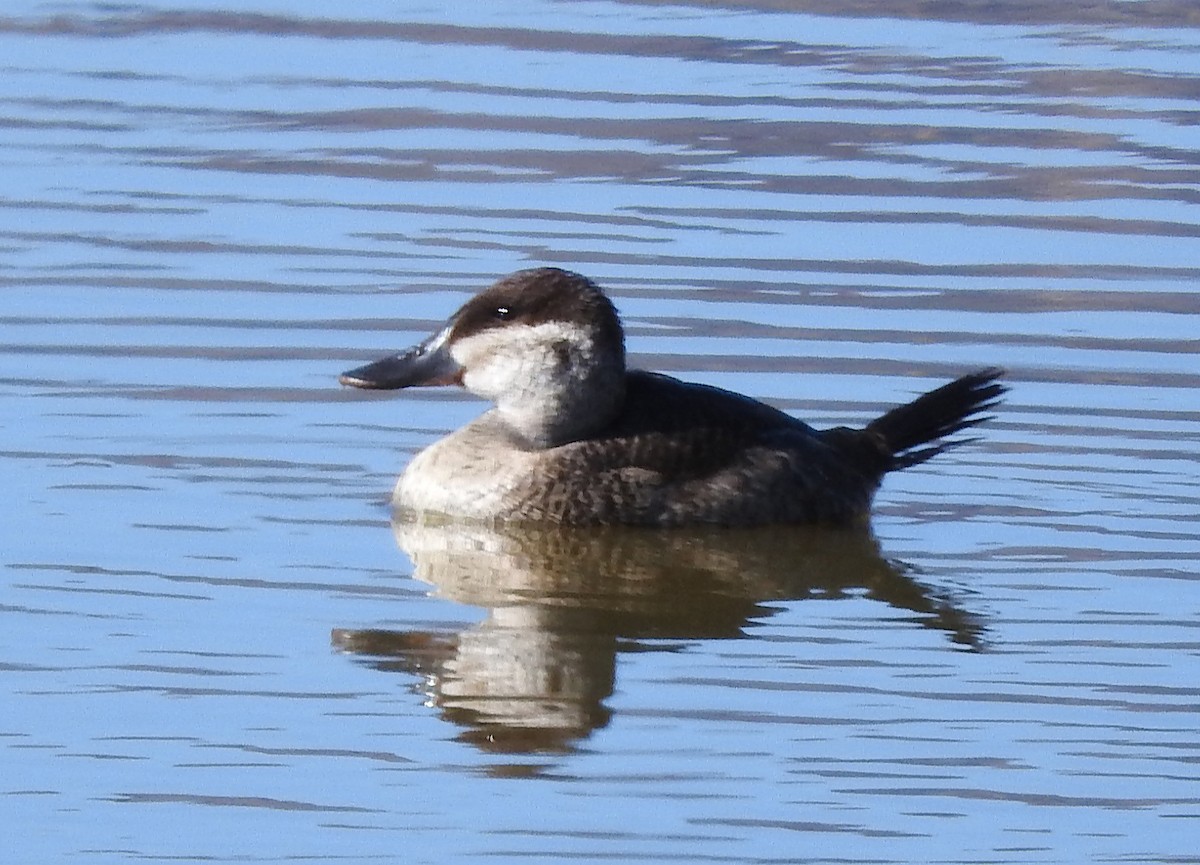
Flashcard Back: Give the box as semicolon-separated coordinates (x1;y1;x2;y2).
451;321;593;402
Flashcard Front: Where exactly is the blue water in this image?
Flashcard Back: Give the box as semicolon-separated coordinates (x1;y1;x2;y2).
3;1;1199;862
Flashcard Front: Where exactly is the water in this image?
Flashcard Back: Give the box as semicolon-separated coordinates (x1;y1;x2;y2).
3;1;1199;862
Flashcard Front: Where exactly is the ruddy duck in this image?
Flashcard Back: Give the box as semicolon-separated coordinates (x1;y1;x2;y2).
340;268;1005;527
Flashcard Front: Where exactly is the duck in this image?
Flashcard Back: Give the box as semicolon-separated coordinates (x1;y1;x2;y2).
340;267;1005;527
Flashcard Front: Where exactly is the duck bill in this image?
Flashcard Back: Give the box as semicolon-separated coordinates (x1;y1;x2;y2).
339;328;462;390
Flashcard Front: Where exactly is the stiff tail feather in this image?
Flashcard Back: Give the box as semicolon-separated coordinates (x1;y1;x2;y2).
867;368;1007;471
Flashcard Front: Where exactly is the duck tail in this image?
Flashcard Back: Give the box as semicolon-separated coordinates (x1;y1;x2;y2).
867;368;1007;471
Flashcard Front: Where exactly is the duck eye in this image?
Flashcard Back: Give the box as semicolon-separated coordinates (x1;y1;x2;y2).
494;306;513;321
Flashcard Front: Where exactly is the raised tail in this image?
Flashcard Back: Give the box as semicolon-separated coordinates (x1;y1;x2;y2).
867;368;1007;471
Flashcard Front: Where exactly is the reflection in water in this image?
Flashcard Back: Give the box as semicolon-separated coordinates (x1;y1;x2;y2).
333;517;984;753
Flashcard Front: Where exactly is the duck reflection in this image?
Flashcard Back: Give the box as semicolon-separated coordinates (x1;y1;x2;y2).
332;518;984;754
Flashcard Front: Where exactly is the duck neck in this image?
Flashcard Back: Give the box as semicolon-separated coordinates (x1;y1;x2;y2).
498;365;625;449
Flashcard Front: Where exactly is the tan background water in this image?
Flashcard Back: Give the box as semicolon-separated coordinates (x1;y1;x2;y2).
3;2;1198;862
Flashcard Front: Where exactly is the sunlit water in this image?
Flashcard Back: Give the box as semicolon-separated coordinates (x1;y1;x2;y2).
3;1;1199;863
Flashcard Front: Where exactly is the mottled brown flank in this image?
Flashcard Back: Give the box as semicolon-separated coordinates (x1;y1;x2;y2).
449;268;625;365
488;368;1004;527
499;371;860;526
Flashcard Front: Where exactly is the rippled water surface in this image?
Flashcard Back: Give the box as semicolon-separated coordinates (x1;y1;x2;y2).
4;1;1199;862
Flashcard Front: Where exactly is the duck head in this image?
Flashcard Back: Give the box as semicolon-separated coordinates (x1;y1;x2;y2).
340;268;628;448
